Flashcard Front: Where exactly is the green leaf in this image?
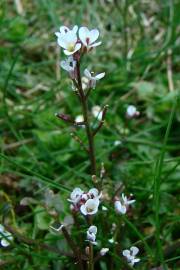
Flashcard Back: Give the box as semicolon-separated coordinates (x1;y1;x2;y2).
35;206;52;230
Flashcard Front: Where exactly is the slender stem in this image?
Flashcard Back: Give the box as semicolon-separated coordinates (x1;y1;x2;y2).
88;243;94;270
71;132;89;153
76;61;96;175
62;226;84;270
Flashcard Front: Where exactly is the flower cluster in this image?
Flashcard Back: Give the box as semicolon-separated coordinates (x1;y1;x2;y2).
0;225;13;247
123;246;140;266
68;187;101;215
55;25;105;89
114;193;135;214
55;25;101;55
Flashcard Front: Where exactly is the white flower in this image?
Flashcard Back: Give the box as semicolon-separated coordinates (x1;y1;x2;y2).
84;69;105;89
126;105;140;118
68;187;84;204
56;30;81;55
88;188;102;199
60;56;76;79
100;248;109;256
75;115;85;127
86;225;97;245
80;198;100;215
122;246;140;266
115;193;135;214
0;225;13;247
75;115;84;123
81;76;89;90
102;205;108;211
55;25;78;36
108;238;115;244
79;27;101;49
92;106;103;120
114;140;122;146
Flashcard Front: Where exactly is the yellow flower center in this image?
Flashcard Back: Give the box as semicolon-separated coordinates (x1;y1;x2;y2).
87;206;93;212
67;43;75;52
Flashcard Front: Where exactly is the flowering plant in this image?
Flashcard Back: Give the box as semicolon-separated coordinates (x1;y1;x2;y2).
52;25;141;269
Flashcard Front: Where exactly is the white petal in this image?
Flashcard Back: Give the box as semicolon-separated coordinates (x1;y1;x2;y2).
102;205;108;211
65;31;77;45
127;105;136;117
60;60;69;71
70;187;83;203
64;49;75;56
89;29;99;43
72;25;78;33
114;200;121;210
80;205;87;215
127;199;136;205
114;201;123;212
122;249;130;257
79;26;89;45
71;187;83;195
74;42;81;52
122;193;127;203
81;193;88;200
88;188;99;197
95;72;105;80
84;198;99;215
60;26;69;34
92;105;102;120
75;115;84;123
84;68;92;79
133;258;140;263
88;225;97;234
86;198;100;208
130;246;139;256
0;225;5;232
115;201;126;214
108;238;114;244
55;32;61;38
87;231;96;242
89;41;102;48
120;205;127;214
1;239;10;247
57;36;68;49
100;248;109;256
59;31;78;50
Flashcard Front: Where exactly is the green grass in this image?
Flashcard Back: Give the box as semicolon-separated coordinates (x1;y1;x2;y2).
0;0;180;269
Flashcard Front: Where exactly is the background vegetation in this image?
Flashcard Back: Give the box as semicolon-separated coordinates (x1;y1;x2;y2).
0;0;180;269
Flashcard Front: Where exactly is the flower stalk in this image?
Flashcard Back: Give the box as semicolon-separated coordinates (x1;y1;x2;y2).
88;243;94;270
76;60;96;175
